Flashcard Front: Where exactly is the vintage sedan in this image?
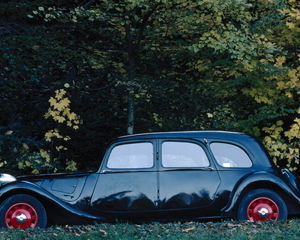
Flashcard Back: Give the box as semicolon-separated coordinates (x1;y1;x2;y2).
0;131;300;228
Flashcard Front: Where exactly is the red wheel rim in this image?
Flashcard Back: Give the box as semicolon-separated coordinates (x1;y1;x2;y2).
247;197;279;221
5;203;38;228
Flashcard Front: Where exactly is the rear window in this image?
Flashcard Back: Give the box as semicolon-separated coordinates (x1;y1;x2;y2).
210;142;252;168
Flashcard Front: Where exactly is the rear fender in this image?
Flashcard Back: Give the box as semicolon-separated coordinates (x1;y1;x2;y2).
281;168;300;194
222;172;300;213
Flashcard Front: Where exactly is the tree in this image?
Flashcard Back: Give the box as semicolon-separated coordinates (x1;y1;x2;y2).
30;0;284;134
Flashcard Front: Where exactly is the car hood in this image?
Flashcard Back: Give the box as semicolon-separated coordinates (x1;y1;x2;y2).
16;171;94;202
16;171;92;185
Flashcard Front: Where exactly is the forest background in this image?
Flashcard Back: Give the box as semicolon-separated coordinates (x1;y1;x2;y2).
1;0;300;175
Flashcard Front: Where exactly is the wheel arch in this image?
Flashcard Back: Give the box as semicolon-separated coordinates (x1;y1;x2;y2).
0;183;52;206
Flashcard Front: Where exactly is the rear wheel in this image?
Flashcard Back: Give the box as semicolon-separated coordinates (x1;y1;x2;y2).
237;189;287;221
0;194;47;228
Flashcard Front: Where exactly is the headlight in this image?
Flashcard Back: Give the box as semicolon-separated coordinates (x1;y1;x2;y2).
0;173;16;186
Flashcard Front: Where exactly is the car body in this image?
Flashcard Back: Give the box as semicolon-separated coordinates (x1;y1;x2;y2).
0;131;300;228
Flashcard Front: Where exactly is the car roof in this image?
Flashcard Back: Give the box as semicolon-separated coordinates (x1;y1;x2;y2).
116;130;248;141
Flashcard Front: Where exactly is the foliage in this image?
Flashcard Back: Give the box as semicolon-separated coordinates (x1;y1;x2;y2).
249;0;300;173
43;88;81;172
1;0;300;174
0;128;45;175
18;88;81;174
0;88;81;174
189;0;284;60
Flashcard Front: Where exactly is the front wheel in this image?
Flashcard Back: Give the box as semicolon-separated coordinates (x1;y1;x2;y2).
237;189;287;221
0;194;47;228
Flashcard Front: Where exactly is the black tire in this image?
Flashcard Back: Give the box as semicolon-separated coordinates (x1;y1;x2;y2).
237;189;287;221
0;194;47;228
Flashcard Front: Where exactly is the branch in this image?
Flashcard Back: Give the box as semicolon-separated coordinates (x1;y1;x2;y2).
136;3;162;49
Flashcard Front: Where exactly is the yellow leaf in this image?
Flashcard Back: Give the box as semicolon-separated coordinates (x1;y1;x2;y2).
40;149;51;161
45;131;54;141
286;22;295;29
54;99;70;111
276;120;284;126
68;112;77;120
275;56;286;67
55;89;66;100
63;136;71;141
32;169;39;174
25;161;32;167
49;97;57;106
60;98;70;107
54;116;66;123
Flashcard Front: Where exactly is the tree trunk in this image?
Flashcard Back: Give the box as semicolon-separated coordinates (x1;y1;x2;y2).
127;89;134;135
125;17;136;135
125;4;160;134
126;50;136;135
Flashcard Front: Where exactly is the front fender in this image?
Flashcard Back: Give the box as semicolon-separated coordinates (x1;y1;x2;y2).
222;172;300;213
0;181;106;221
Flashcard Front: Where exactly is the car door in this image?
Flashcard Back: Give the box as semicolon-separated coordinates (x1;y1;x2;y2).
91;140;158;219
158;139;221;218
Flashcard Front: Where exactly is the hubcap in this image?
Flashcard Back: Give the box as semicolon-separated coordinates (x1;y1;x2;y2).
247;197;279;221
5;203;38;228
258;207;269;218
16;213;28;224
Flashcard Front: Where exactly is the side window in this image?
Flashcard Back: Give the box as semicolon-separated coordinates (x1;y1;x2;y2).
162;141;209;168
107;142;153;169
210;142;252;168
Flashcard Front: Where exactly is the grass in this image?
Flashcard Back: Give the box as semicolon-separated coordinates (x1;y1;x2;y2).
1;220;300;240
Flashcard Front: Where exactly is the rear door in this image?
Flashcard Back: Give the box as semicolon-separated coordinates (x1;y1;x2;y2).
158;139;221;218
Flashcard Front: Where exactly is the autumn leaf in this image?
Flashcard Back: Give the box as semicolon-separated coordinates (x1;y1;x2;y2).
182;226;196;232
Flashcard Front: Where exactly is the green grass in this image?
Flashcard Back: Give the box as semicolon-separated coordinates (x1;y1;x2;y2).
1;220;300;240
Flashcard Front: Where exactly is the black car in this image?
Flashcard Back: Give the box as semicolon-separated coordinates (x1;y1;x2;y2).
0;131;300;228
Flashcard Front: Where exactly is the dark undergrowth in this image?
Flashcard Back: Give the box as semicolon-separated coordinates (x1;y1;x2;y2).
1;220;299;240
